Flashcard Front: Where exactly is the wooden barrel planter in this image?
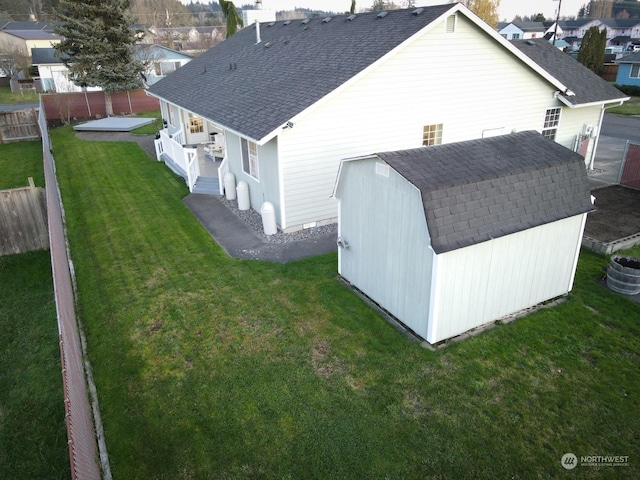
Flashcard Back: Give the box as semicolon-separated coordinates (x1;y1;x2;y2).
607;255;640;295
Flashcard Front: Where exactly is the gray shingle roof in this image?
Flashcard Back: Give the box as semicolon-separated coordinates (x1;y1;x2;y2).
2;29;60;40
376;131;595;254
511;39;627;105
148;4;455;141
617;51;640;64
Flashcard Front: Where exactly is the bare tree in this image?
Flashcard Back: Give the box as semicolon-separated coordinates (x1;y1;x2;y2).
0;45;30;78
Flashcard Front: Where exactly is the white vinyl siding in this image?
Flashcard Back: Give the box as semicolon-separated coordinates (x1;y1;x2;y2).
337;159;433;335
277;14;564;230
429;215;586;343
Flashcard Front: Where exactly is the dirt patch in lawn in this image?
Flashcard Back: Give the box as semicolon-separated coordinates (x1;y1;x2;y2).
585;185;640;243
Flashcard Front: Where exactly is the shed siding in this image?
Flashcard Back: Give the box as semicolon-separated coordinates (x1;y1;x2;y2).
279;14;566;229
338;159;433;335
430;214;586;343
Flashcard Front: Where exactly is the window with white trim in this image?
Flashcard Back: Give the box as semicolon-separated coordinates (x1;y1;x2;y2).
241;138;259;180
422;124;443;146
189;113;203;134
631;64;640;78
542;107;561;140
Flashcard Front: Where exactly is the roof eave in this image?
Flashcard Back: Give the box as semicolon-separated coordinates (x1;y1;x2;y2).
557;95;630;108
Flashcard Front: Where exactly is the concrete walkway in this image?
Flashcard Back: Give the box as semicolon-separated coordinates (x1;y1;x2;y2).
183;194;337;263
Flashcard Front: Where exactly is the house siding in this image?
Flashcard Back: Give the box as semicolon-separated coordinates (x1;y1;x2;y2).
279;14;567;230
430;214;586;343
337;159;433;336
616;63;640;87
225;130;281;218
556;104;603;164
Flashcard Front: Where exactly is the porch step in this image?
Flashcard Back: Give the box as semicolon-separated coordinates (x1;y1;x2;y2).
160;153;187;180
192;176;220;195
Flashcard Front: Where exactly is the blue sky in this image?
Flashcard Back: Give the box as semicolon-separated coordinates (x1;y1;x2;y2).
183;1;585;22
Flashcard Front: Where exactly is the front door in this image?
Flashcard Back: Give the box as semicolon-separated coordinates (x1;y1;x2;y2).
186;113;208;144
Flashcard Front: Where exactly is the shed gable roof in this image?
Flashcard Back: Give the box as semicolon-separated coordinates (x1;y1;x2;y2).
376;131;595;254
511;39;627;106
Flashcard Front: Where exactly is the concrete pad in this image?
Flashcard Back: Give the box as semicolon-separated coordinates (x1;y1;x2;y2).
73;116;155;132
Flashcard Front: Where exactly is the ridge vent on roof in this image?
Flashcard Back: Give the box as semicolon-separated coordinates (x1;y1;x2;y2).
377;11;388;19
268;22;275;27
301;18;309;25
283;20;291;26
322;17;332;23
346;14;357;22
412;8;424;16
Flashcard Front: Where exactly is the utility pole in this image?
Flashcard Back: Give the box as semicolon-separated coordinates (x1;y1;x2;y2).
553;0;562;46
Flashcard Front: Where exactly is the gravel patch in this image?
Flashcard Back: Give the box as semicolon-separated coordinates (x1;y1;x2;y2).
218;196;337;244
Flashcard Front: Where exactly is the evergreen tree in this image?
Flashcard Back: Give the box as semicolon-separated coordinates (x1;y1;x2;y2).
219;0;242;38
577;26;607;75
54;0;143;115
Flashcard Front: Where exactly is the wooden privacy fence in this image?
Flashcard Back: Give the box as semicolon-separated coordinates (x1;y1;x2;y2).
42;89;159;123
38;102;106;480
0;109;41;144
0;178;48;255
618;142;640;189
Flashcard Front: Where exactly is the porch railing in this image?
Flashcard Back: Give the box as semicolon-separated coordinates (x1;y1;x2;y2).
155;129;199;192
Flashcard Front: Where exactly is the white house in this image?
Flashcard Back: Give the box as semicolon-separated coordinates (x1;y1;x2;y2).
333;132;594;344
31;45;192;92
147;4;626;233
498;21;546;40
0;29;61;56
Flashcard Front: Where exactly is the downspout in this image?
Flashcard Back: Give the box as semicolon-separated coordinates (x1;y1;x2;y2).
589;100;624;171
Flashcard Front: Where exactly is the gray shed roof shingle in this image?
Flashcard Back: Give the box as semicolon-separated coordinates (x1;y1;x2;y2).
511;38;627;105
376;131;595;254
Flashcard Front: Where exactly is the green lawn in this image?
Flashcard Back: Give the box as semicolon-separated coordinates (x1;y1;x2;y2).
0;142;69;479
0;140;44;189
130;109;163;135
50;125;640;479
0;86;39;104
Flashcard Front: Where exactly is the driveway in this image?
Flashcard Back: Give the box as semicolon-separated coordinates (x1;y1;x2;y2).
588;114;640;188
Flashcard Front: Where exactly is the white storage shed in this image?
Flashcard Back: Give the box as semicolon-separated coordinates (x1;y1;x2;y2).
333;131;595;344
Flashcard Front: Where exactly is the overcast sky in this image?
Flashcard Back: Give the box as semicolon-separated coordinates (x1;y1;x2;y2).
185;1;586;22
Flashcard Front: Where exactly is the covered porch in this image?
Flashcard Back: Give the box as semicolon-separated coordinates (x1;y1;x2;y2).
154;127;229;195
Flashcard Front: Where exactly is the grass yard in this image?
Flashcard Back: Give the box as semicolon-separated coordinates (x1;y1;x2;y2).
0;140;44;189
50;125;640;479
130;109;163;135
0;86;39;104
0;141;69;479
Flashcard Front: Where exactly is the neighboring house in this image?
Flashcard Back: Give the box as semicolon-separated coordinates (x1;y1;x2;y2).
147;4;626;233
0;30;61;56
498;22;546;40
333;132;594;344
31;45;192;92
615;51;640;87
135;44;192;86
